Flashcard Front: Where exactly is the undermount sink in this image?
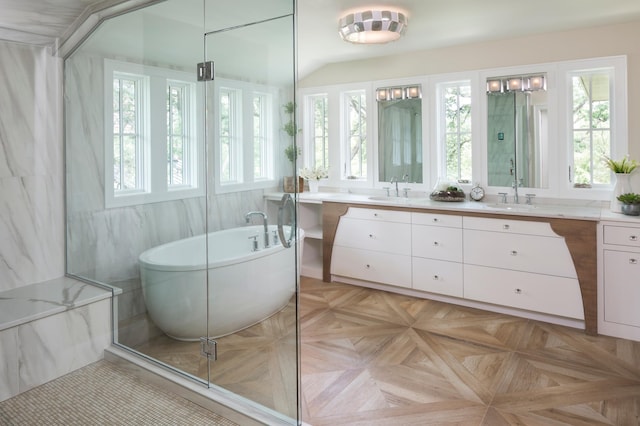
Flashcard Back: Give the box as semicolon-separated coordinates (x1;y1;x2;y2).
485;203;537;210
368;196;409;203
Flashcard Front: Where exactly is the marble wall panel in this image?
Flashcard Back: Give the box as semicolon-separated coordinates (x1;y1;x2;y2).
16;299;111;393
0;41;64;292
0;327;19;402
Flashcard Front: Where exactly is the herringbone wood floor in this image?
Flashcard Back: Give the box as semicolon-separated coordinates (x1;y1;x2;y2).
136;277;640;425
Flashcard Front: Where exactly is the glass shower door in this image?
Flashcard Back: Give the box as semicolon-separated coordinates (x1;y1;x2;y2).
203;2;299;423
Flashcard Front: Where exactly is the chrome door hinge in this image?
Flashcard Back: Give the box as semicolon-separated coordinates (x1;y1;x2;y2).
200;337;217;360
197;61;214;81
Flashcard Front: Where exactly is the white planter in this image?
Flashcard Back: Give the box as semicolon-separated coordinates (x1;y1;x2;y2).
611;173;633;213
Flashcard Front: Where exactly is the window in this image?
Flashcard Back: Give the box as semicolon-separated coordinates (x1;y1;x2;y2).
113;73;146;193
219;88;241;184
105;60;202;208
343;90;367;179
167;81;193;188
570;70;612;186
253;93;271;181
309;94;329;169
440;81;472;182
214;79;276;192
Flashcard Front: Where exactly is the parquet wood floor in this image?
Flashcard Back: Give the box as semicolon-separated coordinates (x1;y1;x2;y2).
135;277;640;425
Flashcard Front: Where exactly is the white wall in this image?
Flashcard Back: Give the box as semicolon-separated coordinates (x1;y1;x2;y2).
300;19;640;189
0;41;64;292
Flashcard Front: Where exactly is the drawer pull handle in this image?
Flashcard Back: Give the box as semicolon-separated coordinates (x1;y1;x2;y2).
631;258;638;265
365;264;371;269
433;241;439;247
630;235;638;241
374;213;379;217
433;275;439;280
369;234;374;238
503;224;510;230
514;288;522;294
510;250;518;256
432;218;439;223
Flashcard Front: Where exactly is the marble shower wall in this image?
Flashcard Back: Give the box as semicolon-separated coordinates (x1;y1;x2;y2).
65;52;269;285
0;41;64;292
487;93;516;187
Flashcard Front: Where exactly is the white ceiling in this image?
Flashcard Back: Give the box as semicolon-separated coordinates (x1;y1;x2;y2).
2;0;640;78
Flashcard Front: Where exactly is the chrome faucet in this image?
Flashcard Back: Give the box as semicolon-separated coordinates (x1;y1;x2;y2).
389;176;399;197
245;211;269;248
512;180;519;204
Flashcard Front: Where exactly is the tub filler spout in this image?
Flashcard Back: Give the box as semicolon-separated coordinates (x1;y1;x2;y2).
245;211;269;248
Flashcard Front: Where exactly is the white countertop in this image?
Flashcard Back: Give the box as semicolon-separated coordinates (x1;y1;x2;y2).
267;191;640;223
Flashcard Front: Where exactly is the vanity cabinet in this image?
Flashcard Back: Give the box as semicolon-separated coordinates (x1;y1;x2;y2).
331;207;412;288
324;202;598;334
463;217;583;320
599;221;640;341
411;212;463;297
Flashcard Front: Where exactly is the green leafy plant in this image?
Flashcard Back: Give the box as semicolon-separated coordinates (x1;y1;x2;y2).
617;192;640;205
284;144;300;163
603;155;638;174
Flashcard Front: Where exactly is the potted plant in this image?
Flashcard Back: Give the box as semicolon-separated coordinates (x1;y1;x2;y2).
282;102;303;193
299;166;329;193
604;155;638;213
617;192;640;216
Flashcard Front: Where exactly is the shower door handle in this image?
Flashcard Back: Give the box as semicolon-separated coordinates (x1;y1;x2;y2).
277;193;295;248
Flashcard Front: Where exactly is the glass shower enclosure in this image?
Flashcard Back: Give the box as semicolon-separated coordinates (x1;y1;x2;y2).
64;0;300;423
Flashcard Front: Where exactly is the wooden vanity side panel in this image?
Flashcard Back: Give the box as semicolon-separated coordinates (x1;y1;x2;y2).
548;218;598;335
322;202;350;282
322;203;599;335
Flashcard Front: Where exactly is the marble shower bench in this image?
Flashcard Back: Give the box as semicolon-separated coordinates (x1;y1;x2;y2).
0;276;118;402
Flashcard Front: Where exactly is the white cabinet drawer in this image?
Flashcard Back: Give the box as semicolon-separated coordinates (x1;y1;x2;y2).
412;225;462;262
343;207;411;223
603;225;640;248
335;217;411;255
331;246;412;288
464;229;577;278
464;265;584;319
464;216;559;237
603;249;640;327
412;258;463;297
412;212;462;228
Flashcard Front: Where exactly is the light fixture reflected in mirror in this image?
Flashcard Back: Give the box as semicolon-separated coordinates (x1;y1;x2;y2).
376;88;389;101
487;79;503;93
338;9;408;44
376;85;422;102
486;74;547;93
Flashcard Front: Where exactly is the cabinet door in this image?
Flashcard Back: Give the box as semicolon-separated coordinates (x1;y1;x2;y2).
604;249;640;327
331;246;412;288
412;225;462;262
464;229;577;278
464;265;584;319
412;258;463;297
334;217;411;255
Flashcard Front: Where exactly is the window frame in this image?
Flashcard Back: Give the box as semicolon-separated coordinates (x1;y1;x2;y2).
104;59;204;209
212;78;278;194
559;56;627;199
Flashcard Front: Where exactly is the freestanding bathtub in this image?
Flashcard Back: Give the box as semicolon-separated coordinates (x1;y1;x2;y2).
139;225;302;341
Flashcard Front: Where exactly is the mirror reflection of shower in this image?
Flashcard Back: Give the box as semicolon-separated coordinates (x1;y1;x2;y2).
376;85;423;183
486;74;549;189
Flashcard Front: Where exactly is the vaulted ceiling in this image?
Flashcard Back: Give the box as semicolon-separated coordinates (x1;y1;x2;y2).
2;0;640;78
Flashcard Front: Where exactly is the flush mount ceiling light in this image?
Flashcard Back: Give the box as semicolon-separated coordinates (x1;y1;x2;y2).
338;9;408;44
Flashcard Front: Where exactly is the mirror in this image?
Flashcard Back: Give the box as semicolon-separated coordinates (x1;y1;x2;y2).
377;85;423;183
487;75;548;188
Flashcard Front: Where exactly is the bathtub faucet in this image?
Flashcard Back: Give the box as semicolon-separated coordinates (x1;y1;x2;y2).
245;211;270;248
